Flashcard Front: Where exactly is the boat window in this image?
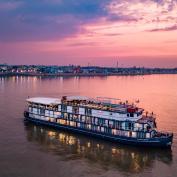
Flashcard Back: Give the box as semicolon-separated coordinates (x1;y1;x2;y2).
115;121;122;129
40;109;45;115
137;112;142;116
85;108;92;115
130;113;134;117
62;105;67;112
73;114;78;120
73;107;79;114
128;122;133;130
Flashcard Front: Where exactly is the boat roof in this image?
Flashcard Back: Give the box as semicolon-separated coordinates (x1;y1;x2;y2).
27;97;61;105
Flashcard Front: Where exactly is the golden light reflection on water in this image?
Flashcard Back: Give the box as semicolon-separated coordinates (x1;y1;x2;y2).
25;123;172;173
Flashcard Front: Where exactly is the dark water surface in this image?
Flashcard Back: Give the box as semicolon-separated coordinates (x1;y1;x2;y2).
0;75;177;177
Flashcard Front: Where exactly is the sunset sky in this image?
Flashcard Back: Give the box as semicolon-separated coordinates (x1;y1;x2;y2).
0;0;177;67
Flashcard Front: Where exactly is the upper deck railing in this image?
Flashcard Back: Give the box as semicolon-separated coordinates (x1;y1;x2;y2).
27;96;144;114
62;97;142;114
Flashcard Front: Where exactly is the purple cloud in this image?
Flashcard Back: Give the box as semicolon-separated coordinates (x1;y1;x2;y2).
0;1;23;11
147;25;177;32
0;0;110;41
0;0;177;42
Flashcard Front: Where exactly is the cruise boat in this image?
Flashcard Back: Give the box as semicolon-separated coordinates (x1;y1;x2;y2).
24;96;173;147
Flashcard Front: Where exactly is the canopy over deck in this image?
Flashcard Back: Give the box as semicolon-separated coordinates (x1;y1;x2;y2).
66;96;90;101
27;97;61;105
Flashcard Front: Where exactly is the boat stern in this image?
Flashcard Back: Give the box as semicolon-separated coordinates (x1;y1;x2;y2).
158;132;173;147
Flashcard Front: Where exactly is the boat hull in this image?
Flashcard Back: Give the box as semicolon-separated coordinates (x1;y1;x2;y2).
24;115;173;148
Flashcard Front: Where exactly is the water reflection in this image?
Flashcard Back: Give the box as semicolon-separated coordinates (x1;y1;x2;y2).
24;122;172;173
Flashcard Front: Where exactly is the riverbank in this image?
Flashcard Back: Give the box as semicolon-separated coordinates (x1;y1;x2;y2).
1;72;177;77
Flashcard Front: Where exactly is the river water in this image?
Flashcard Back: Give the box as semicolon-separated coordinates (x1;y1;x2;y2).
0;75;177;177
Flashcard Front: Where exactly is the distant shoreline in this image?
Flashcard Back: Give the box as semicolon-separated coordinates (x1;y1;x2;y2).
1;72;177;77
